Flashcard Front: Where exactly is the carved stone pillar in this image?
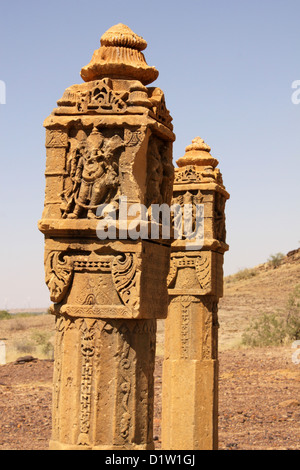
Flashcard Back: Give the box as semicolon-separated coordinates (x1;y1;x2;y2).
161;137;229;450
39;24;175;450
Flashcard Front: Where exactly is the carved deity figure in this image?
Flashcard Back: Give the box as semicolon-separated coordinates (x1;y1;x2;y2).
172;190;203;235
146;136;174;207
62;128;124;219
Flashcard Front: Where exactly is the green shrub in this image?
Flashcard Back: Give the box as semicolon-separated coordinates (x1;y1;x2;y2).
268;253;284;268
242;313;286;347
15;341;36;355
41;341;54;358
225;268;257;284
286;285;300;341
242;285;300;347
31;331;54;359
0;310;12;320
235;268;257;281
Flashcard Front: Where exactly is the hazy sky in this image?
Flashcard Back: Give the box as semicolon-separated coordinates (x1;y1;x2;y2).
0;0;299;309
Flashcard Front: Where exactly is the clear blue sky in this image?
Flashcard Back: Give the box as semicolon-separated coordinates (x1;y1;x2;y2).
0;0;299;309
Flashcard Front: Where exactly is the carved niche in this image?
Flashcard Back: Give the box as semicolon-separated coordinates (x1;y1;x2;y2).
60;126;124;219
172;189;204;236
145;135;174;207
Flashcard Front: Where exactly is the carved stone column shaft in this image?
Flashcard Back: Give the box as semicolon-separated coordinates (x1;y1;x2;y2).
51;317;156;450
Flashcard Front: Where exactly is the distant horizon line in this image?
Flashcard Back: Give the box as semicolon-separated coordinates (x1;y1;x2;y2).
4;308;49;314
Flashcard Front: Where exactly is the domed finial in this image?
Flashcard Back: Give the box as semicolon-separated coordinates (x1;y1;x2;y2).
185;137;211;154
176;137;219;168
100;23;148;51
80;24;159;85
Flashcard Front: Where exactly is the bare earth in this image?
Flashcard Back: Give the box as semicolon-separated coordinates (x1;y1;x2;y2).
0;250;299;450
0;347;299;451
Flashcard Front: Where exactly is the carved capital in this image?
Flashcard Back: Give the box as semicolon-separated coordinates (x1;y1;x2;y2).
168;253;211;293
167;251;224;297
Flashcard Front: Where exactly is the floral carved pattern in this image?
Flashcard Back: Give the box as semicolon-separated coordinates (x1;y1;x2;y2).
77;319;96;446
111;254;140;311
45;252;73;303
118;324;132;441
180;296;192;359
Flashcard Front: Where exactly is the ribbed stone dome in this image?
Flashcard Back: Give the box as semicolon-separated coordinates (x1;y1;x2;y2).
80;24;159;85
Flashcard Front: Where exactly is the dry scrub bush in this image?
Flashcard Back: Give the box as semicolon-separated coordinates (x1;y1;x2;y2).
225;268;257;284
268;253;284;268
242;285;300;347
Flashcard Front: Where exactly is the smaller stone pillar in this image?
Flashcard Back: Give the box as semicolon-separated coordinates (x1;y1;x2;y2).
161;137;229;450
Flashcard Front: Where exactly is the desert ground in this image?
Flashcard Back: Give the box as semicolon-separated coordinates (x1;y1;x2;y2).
0;249;299;450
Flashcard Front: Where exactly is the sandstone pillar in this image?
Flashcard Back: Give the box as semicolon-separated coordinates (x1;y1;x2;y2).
38;24;175;450
161;137;229;450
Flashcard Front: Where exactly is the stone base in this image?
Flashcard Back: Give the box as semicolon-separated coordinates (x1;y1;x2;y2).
162;359;218;450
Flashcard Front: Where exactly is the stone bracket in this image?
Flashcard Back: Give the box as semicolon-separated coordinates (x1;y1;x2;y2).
167;251;224;298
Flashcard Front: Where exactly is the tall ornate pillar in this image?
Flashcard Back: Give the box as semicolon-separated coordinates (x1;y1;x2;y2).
161;137;229;450
39;24;175;450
